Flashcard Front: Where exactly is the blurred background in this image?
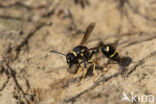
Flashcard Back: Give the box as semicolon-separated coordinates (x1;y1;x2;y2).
0;0;156;104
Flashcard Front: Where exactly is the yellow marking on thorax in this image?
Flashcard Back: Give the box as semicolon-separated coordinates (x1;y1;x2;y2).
72;51;77;56
110;50;117;58
81;53;83;56
106;46;109;52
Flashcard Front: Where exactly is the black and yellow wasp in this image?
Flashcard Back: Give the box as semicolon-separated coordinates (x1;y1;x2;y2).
50;22;120;81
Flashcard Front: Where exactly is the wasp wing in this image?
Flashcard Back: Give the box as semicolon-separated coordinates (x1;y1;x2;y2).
88;46;100;51
80;22;95;45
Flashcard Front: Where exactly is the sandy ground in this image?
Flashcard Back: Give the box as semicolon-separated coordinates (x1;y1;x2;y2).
0;0;156;104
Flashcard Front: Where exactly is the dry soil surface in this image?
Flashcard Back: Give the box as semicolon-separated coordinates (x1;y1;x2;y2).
0;0;156;104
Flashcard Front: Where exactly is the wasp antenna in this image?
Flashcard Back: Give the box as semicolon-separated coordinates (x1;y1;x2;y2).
50;50;66;56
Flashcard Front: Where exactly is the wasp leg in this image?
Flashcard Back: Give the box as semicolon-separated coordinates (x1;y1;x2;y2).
76;61;83;75
80;68;88;81
95;54;100;65
80;59;96;82
90;49;99;77
77;67;88;86
92;61;96;82
80;59;88;82
77;66;82;74
87;59;96;82
90;59;96;82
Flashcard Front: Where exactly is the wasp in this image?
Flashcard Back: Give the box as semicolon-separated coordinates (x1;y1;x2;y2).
50;22;120;81
50;23;97;81
89;42;120;64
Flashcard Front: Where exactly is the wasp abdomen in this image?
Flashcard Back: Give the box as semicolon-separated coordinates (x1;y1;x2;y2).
101;45;118;60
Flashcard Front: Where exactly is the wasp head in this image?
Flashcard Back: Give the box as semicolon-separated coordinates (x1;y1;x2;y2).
66;53;78;65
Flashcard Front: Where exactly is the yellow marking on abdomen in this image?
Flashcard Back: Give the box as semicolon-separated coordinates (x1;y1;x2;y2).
110;50;117;58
